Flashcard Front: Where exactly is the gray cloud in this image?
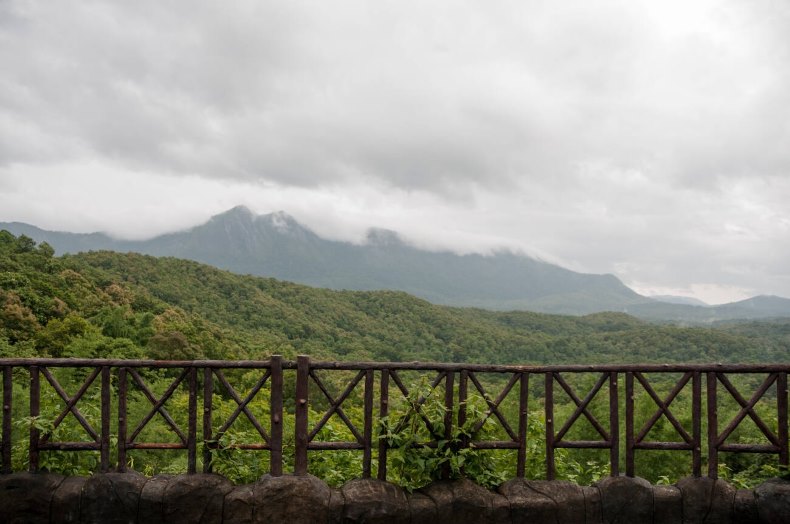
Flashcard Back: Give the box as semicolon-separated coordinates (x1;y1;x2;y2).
1;0;789;303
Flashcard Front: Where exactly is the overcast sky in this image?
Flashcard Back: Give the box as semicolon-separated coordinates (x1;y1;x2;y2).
1;1;789;304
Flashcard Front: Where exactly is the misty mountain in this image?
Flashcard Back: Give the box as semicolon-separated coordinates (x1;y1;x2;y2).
1;206;649;315
624;295;790;323
4;206;790;321
651;295;709;307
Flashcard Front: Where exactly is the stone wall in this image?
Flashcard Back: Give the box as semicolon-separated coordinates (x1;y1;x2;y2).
2;472;790;523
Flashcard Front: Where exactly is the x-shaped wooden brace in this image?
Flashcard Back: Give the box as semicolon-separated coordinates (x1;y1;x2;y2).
554;372;611;443
308;370;365;443
39;367;100;445
213;369;271;444
716;373;779;448
466;372;519;441
634;371;694;445
389;370;446;440
128;368;188;445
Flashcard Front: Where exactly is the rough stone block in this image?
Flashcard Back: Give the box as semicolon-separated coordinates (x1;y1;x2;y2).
341;478;409;524
754;477;790;524
596;476;653;524
582;485;602;523
408;491;437;524
499;478;585;524
652;484;682;524
51;476;87;524
0;472;64;524
734;488;758;524
676;476;736;524
137;475;172;524
162;473;233;524
224;484;254;524
253;474;330;524
80;472;146;524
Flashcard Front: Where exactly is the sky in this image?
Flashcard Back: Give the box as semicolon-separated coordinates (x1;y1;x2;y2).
1;0;789;305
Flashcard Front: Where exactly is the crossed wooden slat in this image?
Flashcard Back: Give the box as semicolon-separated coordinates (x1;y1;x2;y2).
554;372;610;443
466;372;519;441
213;369;271;445
308;370;365;443
38;367;100;445
389;370;447;440
716;372;780;449
127;368;188;446
633;371;694;446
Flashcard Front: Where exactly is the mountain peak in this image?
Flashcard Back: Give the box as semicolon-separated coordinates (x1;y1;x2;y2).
365;227;403;247
211;205;255;222
261;210;301;232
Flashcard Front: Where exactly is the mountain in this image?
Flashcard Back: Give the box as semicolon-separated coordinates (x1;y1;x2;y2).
1;207;650;315
651;295;709;307
623;295;790;323
4;207;790;321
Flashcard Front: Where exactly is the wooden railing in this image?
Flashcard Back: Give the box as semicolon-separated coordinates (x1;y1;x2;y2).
1;357;788;480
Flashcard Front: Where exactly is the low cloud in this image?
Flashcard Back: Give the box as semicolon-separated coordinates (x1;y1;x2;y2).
1;0;789;302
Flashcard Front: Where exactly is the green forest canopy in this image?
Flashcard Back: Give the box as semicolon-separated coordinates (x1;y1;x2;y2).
2;230;788;364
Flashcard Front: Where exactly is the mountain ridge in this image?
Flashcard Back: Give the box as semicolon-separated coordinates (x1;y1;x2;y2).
3;207;790;322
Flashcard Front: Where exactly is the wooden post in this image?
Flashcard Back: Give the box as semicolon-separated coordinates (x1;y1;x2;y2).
609;371;619;476
203;368;213;473
270;355;283;476
295;356;310;475
100;366;111;472
707;372;718;478
545;372;554;480
377;369;390;481
692;371;702;477
29;366;39;472
625;372;634;477
118;367;128;472
187;368;197;474
2;366;12;473
363;369;374;477
516;372;529;478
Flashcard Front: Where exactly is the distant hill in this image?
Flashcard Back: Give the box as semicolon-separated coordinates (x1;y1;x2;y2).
651;295;709;307
624;295;790;323
2;230;789;365
0;207;652;315
4;207;790;322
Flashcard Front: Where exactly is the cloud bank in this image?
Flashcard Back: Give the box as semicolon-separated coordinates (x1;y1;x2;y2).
1;0;789;304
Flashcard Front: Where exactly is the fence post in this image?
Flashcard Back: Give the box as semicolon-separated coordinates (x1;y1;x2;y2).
441;371;455;480
295;355;310;475
29;365;39;472
118;367;127;472
458;370;468;450
516;372;529;478
609;371;619;476
625;372;634;477
377;369;390;481
2;365;11;473
692;371;702;476
778;372;788;468
203;367;213;473
363;369;374;477
100;366;111;472
270;355;283;476
545;372;554;480
707;372;718;478
187;368;197;474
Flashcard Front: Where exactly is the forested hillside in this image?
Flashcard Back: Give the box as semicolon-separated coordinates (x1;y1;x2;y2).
2;231;788;364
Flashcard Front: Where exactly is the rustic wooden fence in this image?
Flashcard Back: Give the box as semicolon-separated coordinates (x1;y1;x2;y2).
1;357;788;480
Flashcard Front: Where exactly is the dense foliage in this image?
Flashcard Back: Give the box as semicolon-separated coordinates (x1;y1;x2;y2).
1;231;789;488
2;231;788;365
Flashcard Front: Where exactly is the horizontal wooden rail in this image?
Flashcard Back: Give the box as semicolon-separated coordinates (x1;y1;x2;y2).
0;356;788;482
